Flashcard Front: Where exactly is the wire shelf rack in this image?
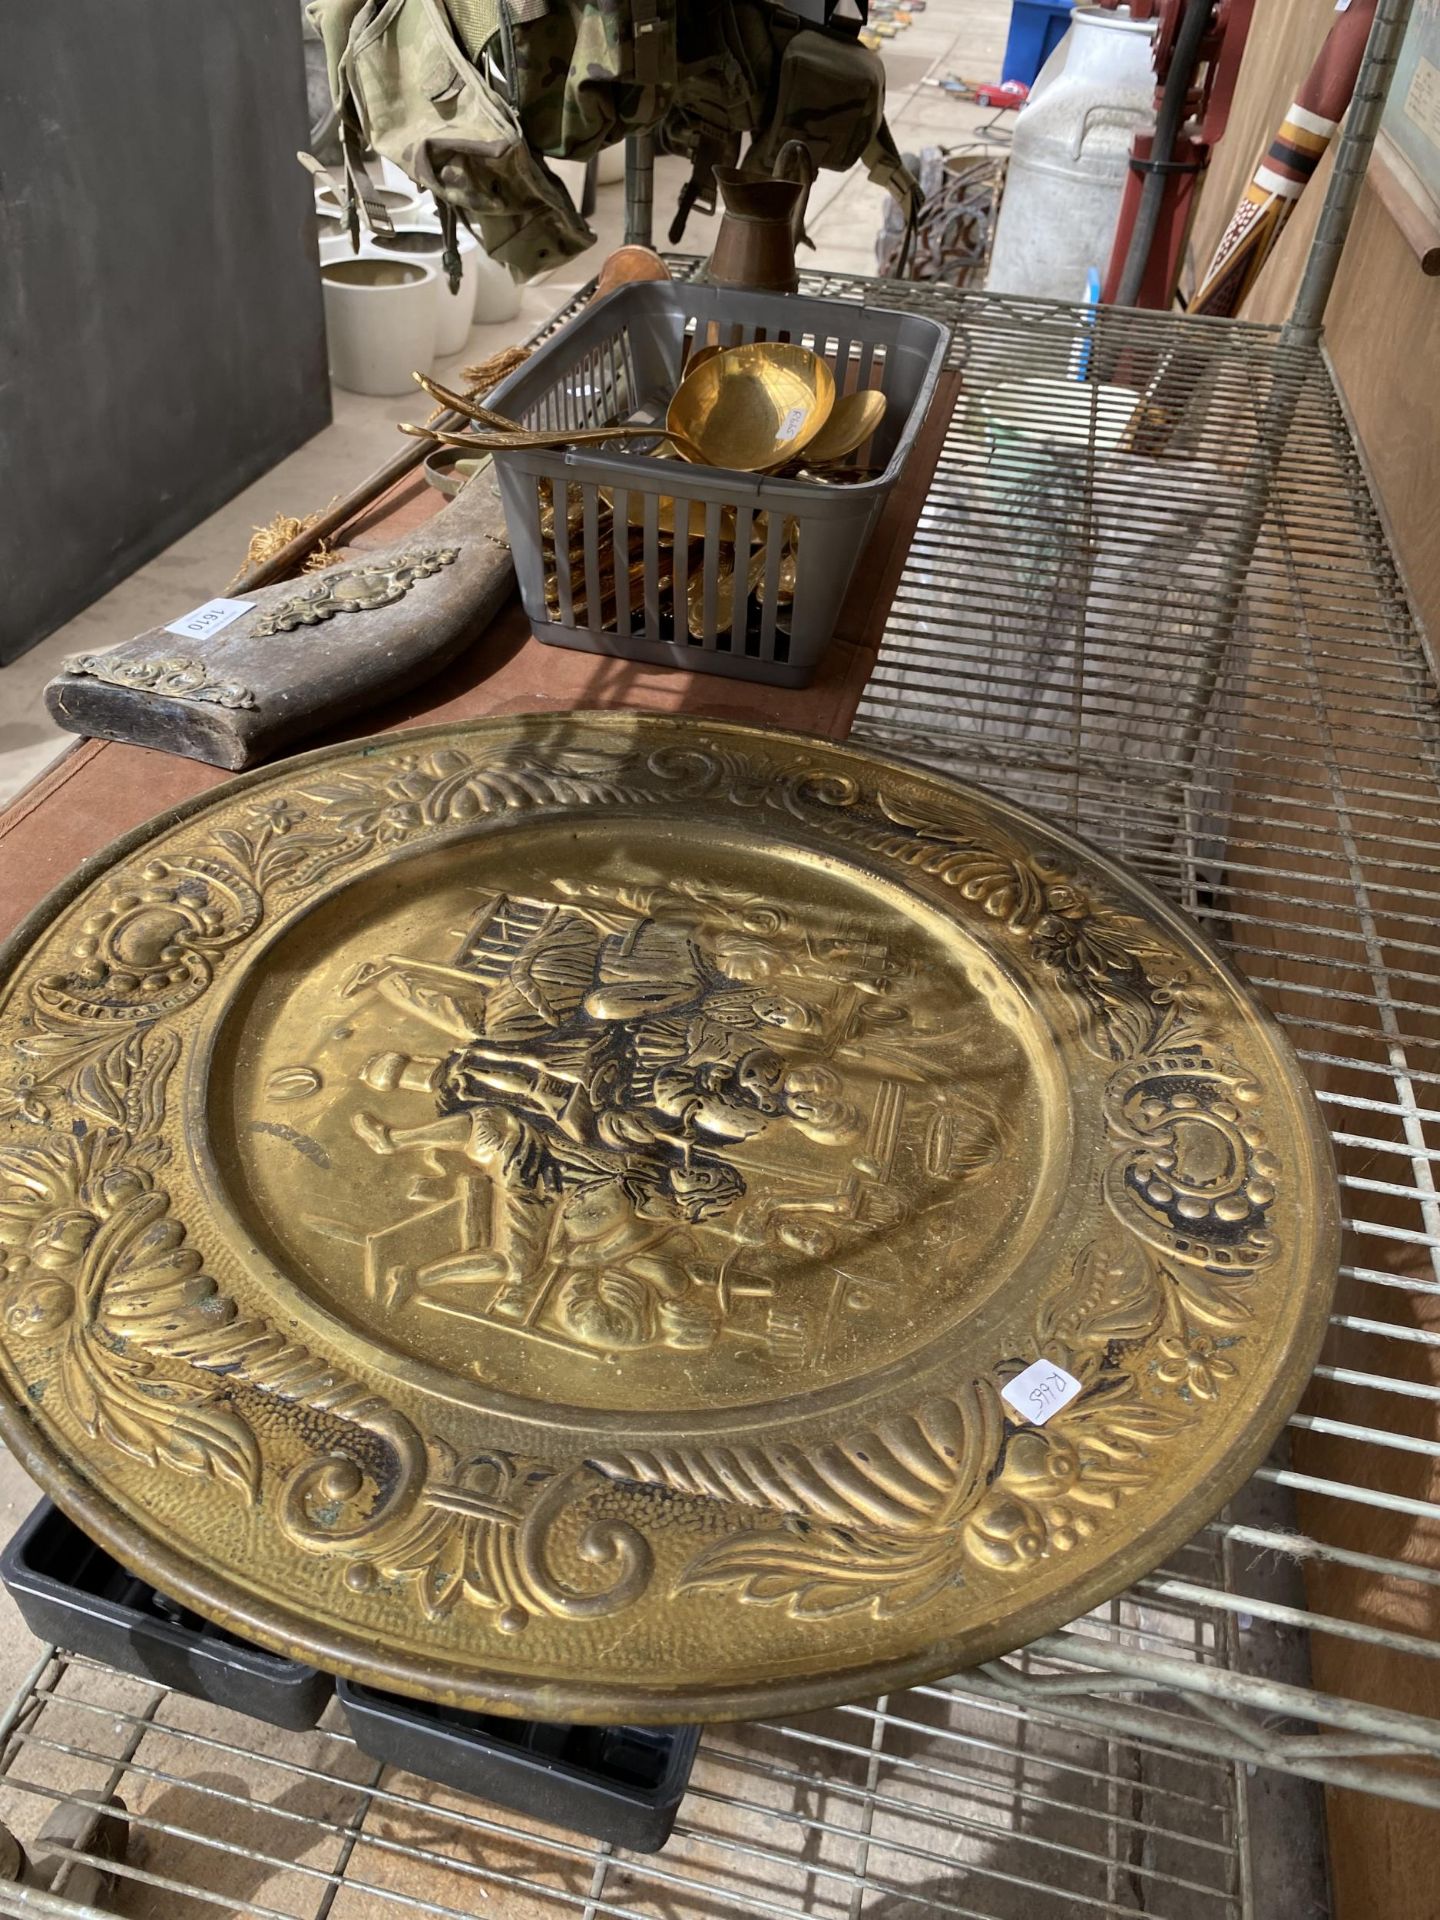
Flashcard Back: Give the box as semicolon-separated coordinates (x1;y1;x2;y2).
0;281;1432;1916
849;289;1440;1810
0;1637;1271;1920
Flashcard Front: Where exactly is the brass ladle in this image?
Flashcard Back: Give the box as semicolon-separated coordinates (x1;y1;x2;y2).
667;342;835;472
796;387;887;467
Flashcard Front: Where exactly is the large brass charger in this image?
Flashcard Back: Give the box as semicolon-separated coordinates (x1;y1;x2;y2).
0;716;1338;1721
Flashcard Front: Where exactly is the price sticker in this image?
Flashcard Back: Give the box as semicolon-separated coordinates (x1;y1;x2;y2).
778;404;809;443
1001;1359;1083;1426
164;596;255;641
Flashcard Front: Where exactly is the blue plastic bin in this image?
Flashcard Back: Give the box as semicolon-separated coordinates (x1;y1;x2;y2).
1002;0;1075;86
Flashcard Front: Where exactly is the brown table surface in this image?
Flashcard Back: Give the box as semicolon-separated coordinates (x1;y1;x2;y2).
0;373;958;942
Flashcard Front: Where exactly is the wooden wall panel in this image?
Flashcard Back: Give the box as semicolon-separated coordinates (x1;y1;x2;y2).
1189;0;1334;290
1321;196;1440;644
1189;1;1440;646
1189;11;1440;1916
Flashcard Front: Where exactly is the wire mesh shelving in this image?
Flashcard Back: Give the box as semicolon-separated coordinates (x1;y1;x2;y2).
0;279;1433;1917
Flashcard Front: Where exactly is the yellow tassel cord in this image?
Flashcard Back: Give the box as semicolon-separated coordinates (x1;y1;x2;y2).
230;509;348;589
232;350;533;588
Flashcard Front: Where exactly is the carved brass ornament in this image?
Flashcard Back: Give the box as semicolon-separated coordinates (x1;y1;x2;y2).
63;653;258;710
0;716;1338;1721
249;545;460;636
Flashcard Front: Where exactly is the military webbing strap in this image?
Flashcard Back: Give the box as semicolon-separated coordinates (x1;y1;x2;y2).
296;140;396;240
667;133;730;245
863;122;921;265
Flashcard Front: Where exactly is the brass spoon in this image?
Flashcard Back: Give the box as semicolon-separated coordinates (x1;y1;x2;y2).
655;493;738;541
683;341;722;378
750;515;798;603
598;449;738;542
687;547;768;638
794;387;887;467
651;496;739;540
415;373;575;443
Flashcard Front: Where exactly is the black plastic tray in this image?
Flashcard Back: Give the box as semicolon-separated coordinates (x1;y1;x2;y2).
0;1500;332;1731
337;1679;701;1853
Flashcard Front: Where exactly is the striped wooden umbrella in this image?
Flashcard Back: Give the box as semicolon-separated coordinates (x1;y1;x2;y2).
1189;0;1379;317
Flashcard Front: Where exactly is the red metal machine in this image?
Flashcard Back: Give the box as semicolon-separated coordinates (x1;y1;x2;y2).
1095;0;1255;308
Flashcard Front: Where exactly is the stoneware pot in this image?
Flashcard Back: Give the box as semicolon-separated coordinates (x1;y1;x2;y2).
318;235;384;270
468;238;521;325
414;212;519;329
375;155;431;211
314;182;424;228
320;255;439;395
370;224;474;357
596;143;627;187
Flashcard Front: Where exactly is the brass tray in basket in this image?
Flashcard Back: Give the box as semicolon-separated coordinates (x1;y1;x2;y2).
0;715;1338;1721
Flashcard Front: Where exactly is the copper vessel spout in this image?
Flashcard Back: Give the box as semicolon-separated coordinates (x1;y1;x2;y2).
705;142;814;294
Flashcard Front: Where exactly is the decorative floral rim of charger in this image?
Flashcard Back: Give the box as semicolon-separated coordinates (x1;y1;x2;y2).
0;714;1337;1722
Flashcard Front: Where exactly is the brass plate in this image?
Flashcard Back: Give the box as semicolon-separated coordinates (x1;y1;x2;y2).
0;716;1338;1721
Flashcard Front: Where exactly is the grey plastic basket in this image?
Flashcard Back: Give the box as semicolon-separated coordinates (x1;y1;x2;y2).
484;282;949;687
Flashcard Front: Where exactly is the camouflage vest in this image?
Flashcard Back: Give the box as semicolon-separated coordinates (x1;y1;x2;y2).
308;0;918;281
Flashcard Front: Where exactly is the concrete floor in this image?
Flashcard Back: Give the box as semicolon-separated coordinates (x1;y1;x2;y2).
0;0;1011;808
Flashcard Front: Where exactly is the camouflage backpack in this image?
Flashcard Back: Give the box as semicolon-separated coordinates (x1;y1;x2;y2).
307;0;918;282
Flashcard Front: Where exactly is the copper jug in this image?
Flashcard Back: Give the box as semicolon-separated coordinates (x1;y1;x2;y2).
705;142;815;294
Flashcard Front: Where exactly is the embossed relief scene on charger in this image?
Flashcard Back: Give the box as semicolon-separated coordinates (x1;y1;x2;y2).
0;713;1338;1721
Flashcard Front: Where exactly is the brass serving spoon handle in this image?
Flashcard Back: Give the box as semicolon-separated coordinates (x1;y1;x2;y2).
402;422;707;459
415;373;703;459
414;372;526;434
